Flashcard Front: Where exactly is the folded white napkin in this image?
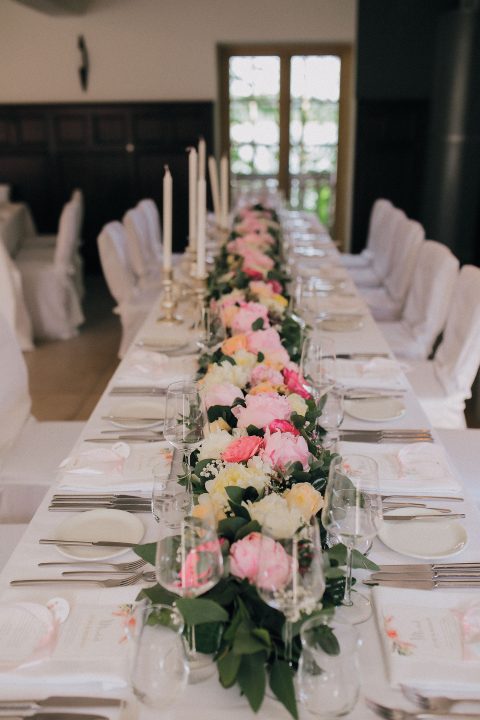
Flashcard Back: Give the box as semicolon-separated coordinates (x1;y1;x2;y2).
337;358;408;390
337;442;462;495
373;587;480;694
0;600;131;689
117;349;197;387
58;442;173;492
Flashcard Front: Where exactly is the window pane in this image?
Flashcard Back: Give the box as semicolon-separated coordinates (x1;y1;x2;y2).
229;55;280;191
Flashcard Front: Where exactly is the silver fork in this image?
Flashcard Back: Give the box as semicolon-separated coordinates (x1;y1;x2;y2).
63;570;157;581
38;558;147;571
10;571;147;587
366;698;480;719
401;686;480;713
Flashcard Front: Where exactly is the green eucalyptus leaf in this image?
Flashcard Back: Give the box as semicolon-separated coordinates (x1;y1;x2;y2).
234;519;261;541
269;660;298;720
218;650;241;688
217;517;248;542
233;622;269;655
225;486;244;504
134;541;156;565
175;598;228;625
237;652;266;713
251;317;264;331
327;544;379;571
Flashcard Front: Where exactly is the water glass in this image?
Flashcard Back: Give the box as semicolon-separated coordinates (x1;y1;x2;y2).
318;388;344;448
297;617;361;717
151;469;191;528
130;602;188;713
301;336;336;397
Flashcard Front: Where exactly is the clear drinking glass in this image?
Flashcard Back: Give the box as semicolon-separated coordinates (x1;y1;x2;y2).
300;336;336;398
163;381;205;497
155;516;224;682
255;518;325;665
195;306;226;353
297;617;361;717
322;454;382;623
130;602;189;713
151;470;192;526
318;388;344;448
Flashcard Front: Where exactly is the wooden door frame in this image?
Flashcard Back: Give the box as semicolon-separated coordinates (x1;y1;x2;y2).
217;42;353;248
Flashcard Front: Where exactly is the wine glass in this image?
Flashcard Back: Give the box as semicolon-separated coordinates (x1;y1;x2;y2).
255;518;325;665
130;602;189;714
318;388;344;449
151;465;192;526
322;454;383;624
300;336;336;399
195;305;225;353
155;516;224;682
163;381;205;498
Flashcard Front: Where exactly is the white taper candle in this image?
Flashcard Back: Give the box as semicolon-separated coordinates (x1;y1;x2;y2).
188;147;197;250
196;178;206;278
163;165;172;272
220;154;229;229
208;155;221;224
198;137;206;180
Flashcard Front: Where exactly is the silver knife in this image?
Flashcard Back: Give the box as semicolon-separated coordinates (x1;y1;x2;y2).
84;436;163;443
0;698;121;710
101;415;164;422
39;539;138;547
377;563;480;573
364;578;480;589
371;572;480;582
48;504;151;513
339;434;432;444
382;513;465;521
0;714;109;720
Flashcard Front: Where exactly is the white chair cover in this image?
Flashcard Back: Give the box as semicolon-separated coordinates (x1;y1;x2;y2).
16;201;84;340
360;216;424;321
137;198;163;262
0;242;34;350
348;207;404;287
0;312;31;454
341;199;392;268
0;311;83;521
407;266;480;428
380;241;459;359
123;207;162;292
98;222;157;358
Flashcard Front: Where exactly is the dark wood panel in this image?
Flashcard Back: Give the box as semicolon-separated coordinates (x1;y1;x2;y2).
0;101;214;273
351;99;429;252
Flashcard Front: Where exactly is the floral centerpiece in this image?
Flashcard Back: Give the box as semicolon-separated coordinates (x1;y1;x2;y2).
135;204;376;718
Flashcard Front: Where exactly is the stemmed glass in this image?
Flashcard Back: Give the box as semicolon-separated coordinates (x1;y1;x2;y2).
322;454;383;624
301;336;336;399
255;518;325;665
163;380;205;499
155;515;224;682
195;305;226;354
318;388;344;449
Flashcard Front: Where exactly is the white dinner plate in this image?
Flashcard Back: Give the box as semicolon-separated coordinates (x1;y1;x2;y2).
53;509;145;560
344;397;406;422
317;314;364;332
106;398;167;429
378;507;468;559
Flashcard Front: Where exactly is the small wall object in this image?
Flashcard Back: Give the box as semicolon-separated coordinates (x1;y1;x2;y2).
78;35;89;91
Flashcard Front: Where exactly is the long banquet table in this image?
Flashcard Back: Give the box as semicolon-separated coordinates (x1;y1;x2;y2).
1;214;479;720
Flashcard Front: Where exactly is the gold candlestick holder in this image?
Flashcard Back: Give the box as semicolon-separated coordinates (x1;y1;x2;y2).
157;270;183;324
194;273;208;306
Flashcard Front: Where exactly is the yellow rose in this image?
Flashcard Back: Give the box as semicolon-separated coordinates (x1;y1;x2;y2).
284;483;324;520
222;334;248;356
273;293;288;307
249;382;279;395
209;418;231;432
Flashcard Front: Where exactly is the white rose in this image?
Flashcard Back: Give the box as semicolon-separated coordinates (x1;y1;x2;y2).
197;430;232;461
245;493;303;539
287;393;308;416
232;349;257;371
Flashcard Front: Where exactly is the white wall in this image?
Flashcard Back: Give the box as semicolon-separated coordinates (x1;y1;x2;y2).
0;0;356;102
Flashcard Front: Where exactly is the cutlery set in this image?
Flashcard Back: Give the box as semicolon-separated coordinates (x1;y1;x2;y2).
0;697;122;720
367;696;480;719
109;386;167;396
49;493;151;513
365;562;480;589
339;429;433;443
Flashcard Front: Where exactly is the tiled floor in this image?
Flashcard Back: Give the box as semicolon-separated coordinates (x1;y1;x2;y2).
24;276;120;421
24;274;480;427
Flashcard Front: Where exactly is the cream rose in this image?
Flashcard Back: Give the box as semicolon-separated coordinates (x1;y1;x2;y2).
284;483;324;521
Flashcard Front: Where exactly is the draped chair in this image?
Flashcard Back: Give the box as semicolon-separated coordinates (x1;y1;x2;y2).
97;221;158;358
0;241;34;350
379;241;459;359
0;311;83;524
407;265;480;428
123;206;163;292
16;200;84;340
358;217;424;321
348;206;405;288
340;198;393;268
137;198;163;263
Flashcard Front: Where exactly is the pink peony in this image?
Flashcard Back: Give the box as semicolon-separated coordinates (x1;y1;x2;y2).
229;531;262;582
250;364;284;387
231;302;270;335
234;393;292;429
268;419;300;436
204;382;244;409
246;327;284;355
221;435;263;463
262;430;310;470
282;368;312;400
230;532;291;589
267;279;283;294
